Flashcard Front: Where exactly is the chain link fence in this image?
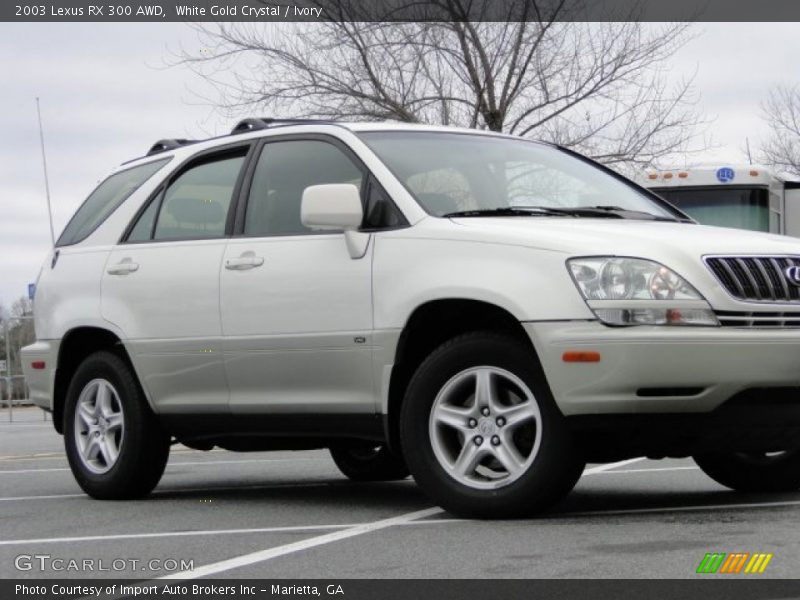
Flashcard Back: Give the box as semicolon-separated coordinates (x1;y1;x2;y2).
2;315;47;422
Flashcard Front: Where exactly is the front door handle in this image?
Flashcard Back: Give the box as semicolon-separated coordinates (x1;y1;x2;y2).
107;259;139;275
225;252;264;271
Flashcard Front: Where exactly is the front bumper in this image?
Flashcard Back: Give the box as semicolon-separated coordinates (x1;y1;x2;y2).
20;340;58;412
525;321;800;416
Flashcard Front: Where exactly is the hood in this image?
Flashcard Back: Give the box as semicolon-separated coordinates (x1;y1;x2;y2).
448;217;800;260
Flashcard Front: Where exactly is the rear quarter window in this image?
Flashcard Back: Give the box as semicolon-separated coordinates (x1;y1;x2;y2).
56;157;171;247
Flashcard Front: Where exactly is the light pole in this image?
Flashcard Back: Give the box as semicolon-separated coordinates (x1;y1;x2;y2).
2;318;11;422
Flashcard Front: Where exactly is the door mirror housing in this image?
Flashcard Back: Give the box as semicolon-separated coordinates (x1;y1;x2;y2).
301;184;363;231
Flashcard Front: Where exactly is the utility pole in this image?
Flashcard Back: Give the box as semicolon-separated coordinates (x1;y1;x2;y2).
2;319;11;422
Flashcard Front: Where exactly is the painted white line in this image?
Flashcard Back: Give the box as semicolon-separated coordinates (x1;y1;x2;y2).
160;506;444;579
0;448;228;461
0;523;357;546
0;481;335;502
0;493;84;502
562;498;800;518
0;457;326;475
582;457;646;475
590;466;700;475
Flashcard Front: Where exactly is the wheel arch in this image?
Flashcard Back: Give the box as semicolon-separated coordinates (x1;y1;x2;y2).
53;326;137;434
384;298;535;453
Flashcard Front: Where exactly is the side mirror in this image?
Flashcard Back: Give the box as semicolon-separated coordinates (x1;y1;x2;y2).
301;184;363;231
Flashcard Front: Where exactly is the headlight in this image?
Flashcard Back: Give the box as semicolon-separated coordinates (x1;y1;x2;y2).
567;257;718;326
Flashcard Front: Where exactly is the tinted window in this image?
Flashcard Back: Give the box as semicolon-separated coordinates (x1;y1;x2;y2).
127;191;160;242
153;154;245;241
57;158;170;246
364;179;406;229
244;141;363;236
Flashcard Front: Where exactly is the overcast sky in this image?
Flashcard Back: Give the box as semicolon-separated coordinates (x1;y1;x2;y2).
1;22;799;309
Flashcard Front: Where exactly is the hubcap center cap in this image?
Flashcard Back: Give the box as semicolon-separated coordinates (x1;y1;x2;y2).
477;418;496;436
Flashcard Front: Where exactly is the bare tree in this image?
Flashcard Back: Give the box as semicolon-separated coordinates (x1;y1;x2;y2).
761;84;800;177
173;0;705;169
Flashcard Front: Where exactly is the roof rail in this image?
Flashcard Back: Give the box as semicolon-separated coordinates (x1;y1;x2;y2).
146;138;197;156
230;118;335;135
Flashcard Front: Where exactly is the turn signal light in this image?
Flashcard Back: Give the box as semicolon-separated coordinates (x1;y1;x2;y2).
562;351;601;363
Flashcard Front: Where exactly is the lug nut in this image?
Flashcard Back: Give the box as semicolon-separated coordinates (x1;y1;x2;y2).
474;436;484;446
468;418;478;428
491;435;501;446
481;407;490;416
496;417;506;427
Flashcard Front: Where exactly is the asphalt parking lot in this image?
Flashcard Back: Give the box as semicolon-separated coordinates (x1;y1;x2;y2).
1;407;799;580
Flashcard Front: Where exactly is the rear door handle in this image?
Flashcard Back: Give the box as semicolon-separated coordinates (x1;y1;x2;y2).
225;253;264;271
107;260;139;275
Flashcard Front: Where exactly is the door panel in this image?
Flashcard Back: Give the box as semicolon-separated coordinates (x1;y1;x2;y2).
100;148;249;414
221;235;373;414
101;240;229;412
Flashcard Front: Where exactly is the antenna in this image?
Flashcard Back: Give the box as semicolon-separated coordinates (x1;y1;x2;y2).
36;97;56;247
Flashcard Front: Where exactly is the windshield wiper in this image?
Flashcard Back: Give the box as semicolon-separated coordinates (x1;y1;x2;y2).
570;205;681;222
442;207;572;218
443;205;683;221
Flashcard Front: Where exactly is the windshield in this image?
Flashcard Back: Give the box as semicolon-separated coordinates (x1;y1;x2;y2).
359;132;677;219
653;187;771;232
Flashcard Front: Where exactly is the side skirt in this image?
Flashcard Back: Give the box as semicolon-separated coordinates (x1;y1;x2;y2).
160;413;386;452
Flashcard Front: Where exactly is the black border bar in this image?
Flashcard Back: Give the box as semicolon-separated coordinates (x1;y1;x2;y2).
4;0;800;22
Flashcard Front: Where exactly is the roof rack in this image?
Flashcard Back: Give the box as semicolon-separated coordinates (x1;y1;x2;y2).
230;118;335;135
146;138;198;156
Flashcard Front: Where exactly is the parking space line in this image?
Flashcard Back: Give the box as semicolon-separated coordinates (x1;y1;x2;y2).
160;506;444;579
0;493;84;502
0;523;356;546
581;458;647;475
561;498;800;517
0;457;327;475
590;466;700;475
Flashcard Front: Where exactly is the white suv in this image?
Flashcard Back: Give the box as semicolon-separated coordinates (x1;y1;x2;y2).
21;119;800;518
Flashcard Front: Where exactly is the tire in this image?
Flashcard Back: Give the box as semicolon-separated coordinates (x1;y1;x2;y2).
329;442;410;481
63;351;171;499
694;450;800;492
399;331;585;518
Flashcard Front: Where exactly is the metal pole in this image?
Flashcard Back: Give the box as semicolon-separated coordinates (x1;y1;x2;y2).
3;321;11;423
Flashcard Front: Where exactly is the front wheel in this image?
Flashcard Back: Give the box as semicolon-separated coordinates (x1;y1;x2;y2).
64;351;171;499
694;450;800;492
400;332;585;518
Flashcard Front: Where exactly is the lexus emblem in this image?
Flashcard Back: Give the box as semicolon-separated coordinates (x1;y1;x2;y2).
785;265;800;286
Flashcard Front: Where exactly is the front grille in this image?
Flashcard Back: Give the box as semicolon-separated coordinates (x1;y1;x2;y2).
705;256;800;302
716;310;800;328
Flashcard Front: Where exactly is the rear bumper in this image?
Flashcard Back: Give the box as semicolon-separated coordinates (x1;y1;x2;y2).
525;321;800;416
20;340;59;412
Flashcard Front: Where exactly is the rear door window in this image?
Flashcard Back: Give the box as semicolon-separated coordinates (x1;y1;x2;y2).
57;158;170;246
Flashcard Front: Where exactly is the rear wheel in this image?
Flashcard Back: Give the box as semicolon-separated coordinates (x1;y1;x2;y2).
64;351;170;499
694;450;800;492
329;442;409;481
400;332;584;518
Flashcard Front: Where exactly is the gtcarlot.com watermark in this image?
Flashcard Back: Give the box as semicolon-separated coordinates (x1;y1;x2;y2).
14;553;194;573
